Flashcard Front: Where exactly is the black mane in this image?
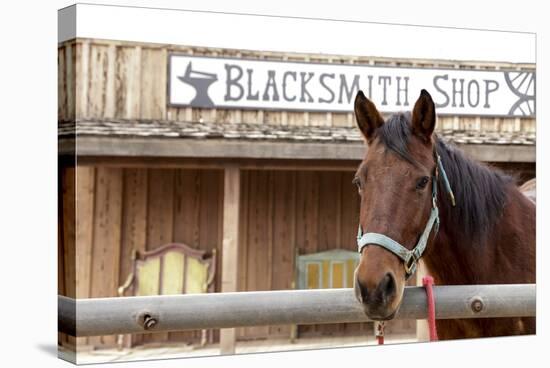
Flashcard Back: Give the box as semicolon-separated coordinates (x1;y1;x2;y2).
376;113;514;247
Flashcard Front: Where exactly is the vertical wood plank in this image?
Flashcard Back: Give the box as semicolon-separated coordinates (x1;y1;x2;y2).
242;171;270;338
74;166;96;348
104;44;116;118
118;168;148;347
61;166;76;348
171;169;198;343
294;171;319;336
220;167;241;354
57;166;67;347
146;169;175;250
89;167;123;347
144;169;175;345
119;169;148;285
199;170;222;253
65;43;75;120
214;169;225;344
87;44;109;118
115;46;142;119
172;169;200;246
236;170;249;340
75;40;89;119
58;46;67;120
318;172;340;251
205;170;224;291
318;172;341;335
62;167;76;299
140;48;167;119
296;171;319;255
268;171;297;337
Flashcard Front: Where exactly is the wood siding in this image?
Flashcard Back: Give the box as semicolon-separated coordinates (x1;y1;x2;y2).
58;39;536;133
61;166;414;348
58;37;536;351
236;170;415;339
59;166;224;348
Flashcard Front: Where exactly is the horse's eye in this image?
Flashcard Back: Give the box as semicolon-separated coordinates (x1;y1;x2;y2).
416;176;430;190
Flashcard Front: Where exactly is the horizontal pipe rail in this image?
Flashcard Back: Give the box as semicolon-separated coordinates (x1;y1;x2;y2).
59;284;535;337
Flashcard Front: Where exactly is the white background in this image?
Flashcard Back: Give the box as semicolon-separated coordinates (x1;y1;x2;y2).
60;3;536;63
0;1;547;367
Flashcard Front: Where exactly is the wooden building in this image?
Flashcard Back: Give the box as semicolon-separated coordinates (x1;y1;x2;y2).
58;38;536;352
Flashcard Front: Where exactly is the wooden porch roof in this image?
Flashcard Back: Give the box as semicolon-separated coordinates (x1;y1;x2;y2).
58;119;535;163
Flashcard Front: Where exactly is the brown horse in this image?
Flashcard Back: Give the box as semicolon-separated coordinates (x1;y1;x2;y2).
352;89;535;340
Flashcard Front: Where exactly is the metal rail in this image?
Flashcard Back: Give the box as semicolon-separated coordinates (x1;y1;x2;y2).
59;284;535;337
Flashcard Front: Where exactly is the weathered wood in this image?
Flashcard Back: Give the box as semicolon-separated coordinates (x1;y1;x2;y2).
220;167;241;354
104;44;116;118
119;169;148;287
236;170;249;340
62;167;77;299
89;167;123;347
171;169;201;343
245;171;272;338
58;46;67;120
269;172;297;336
61;38;536;130
75;40;89;118
140;48;167;120
66;43;76;120
194;169;224;343
144;169;175;344
74;167;95;348
60;166;76;348
68;137;536;163
87;44;109;118
58;166;67;347
63;167;229;348
295;171;319;336
59;284;536;337
115;46;142;119
68;153;362;172
317;172;342;335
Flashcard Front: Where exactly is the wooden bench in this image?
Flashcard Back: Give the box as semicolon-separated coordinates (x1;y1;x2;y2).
117;243;216;349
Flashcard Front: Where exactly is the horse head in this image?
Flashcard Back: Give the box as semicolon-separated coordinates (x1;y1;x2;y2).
353;89;443;320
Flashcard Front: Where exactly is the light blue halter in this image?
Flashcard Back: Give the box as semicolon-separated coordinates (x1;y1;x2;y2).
357;153;455;279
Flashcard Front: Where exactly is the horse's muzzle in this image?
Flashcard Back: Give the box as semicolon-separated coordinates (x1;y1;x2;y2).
354;273;398;320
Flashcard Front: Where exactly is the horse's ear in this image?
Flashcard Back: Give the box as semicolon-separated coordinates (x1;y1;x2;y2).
411;89;436;142
354;91;384;143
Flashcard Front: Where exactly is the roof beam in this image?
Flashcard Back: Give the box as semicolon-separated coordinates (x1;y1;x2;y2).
59;137;535;163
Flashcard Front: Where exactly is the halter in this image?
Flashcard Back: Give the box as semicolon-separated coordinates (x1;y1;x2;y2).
356;151;455;279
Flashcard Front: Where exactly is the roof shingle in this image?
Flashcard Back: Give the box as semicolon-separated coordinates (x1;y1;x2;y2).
58;120;536;146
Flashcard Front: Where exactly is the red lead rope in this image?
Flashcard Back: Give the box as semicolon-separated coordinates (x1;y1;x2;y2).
375;275;438;345
422;275;439;341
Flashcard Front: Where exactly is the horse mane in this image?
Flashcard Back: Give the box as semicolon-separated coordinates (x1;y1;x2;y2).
376;113;514;247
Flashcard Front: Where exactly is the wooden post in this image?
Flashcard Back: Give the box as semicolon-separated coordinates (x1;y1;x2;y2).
220;166;240;354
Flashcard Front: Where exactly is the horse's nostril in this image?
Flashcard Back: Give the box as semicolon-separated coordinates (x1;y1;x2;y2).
355;279;369;302
378;273;396;300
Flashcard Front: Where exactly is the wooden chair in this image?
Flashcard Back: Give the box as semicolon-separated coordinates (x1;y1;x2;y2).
290;248;360;342
117;243;216;350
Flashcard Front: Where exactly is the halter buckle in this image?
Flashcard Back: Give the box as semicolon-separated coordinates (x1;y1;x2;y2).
404;254;417;276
